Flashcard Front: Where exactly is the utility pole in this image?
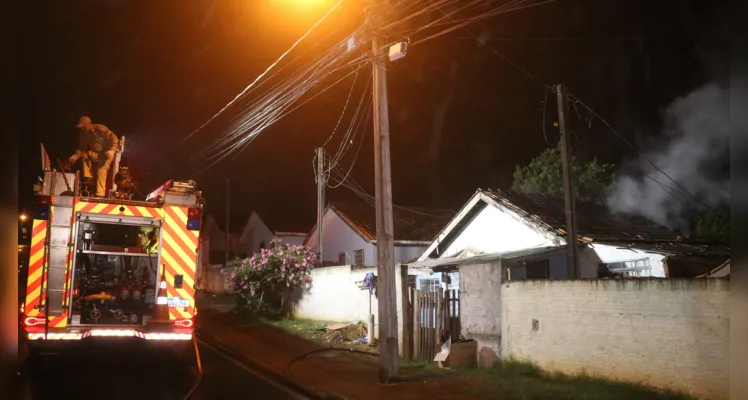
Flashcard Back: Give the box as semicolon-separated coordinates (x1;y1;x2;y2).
368;0;399;383
316;148;325;264
225;177;230;267
556;84;579;278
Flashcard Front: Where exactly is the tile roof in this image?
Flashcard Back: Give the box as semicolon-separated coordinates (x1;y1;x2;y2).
482;189;688;243
330;202;456;243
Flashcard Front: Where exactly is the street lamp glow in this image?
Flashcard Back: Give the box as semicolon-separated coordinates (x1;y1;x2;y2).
19;214;28;221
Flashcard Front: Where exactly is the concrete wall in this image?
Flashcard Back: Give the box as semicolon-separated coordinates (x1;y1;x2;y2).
458;261;503;358
294;265;378;325
294;264;418;354
277;235;306;247
501;279;730;400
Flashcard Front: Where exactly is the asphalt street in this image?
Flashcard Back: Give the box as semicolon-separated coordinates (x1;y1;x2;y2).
22;337;301;400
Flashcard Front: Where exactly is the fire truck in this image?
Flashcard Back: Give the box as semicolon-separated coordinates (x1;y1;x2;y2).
22;140;204;350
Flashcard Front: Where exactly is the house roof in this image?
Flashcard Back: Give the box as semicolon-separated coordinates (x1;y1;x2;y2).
482;189;685;243
329;202;456;243
421;189;729;260
696;259;730;278
252;210;314;236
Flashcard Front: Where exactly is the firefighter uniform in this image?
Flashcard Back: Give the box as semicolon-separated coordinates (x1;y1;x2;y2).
68;116;119;196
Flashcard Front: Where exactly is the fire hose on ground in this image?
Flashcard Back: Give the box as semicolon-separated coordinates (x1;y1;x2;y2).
182;337;203;400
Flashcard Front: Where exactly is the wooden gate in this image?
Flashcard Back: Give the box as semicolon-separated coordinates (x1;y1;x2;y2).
408;287;460;363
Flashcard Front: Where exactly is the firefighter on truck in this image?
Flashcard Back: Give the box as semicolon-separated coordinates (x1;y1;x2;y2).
22;132;203;348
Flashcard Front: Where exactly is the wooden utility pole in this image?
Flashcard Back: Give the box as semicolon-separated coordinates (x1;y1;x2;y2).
368;0;399;383
225;177;230;267
556;84;579;278
316;148;325;263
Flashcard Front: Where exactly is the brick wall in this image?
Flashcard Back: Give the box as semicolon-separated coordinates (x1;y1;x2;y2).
459;261;503;357
501;279;730;400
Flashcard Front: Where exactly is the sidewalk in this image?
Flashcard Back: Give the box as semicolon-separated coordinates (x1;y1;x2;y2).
195;292;499;400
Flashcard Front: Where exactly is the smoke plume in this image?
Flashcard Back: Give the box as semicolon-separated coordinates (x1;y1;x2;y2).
607;83;730;229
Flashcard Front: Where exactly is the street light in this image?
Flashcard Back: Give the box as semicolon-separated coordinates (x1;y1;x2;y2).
19;214;27;222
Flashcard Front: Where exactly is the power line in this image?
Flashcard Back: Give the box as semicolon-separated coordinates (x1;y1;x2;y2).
183;0;347;143
421;4;709;211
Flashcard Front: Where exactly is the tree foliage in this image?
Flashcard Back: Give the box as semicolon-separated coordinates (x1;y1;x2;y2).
222;238;315;314
691;206;730;244
512;148;615;201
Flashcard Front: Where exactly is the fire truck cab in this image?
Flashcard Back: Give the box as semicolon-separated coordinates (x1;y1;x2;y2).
22;142;203;349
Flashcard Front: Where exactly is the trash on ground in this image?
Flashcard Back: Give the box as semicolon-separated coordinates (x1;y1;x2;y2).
434;338;477;369
325;322;368;343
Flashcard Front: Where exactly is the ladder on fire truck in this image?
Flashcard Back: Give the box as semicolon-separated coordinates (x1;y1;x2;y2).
37;168;77;334
37;139;125;337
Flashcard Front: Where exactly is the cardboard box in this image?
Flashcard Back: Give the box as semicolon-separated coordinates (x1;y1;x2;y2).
434;339;477;369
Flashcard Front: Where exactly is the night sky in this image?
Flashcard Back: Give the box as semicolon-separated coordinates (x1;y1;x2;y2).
17;0;728;234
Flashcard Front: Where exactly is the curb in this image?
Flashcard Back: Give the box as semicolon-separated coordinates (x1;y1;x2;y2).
195;331;347;400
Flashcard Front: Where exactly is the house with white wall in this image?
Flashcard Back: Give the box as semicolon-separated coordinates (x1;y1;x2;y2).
237;211;310;257
402;189;729;369
412;188;728;282
305;202;454;267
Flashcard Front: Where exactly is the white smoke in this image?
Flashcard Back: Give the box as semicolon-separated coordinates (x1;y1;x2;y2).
607;83;730;229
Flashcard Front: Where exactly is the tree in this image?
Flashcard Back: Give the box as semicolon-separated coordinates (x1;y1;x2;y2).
222;238;316;314
512;147;614;200
691;206;730;244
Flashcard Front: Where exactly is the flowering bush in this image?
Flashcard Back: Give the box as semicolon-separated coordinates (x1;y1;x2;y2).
221;238;316;314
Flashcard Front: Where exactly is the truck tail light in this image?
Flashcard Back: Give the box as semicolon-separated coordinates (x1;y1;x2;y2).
24;317;46;327
187;208;202;219
173;318;194;328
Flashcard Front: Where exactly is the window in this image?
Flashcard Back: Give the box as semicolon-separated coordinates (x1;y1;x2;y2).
338;253;346;265
259;241;266;250
420;278;440;292
526;259;550;279
602;258;651;277
354;249;364;266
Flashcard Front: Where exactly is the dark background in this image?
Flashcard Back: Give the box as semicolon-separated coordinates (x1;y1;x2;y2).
16;0;728;234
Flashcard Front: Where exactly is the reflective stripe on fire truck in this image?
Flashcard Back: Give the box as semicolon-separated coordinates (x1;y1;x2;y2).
160;206;198;321
25;220;48;318
75;201;162;218
25;218;68;328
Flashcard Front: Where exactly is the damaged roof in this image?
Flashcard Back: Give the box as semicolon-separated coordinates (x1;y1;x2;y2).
330;202;456;243
482;189;685;243
422;189;729;260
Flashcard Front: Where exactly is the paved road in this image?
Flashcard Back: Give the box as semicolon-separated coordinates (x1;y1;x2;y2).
23;338;301;400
